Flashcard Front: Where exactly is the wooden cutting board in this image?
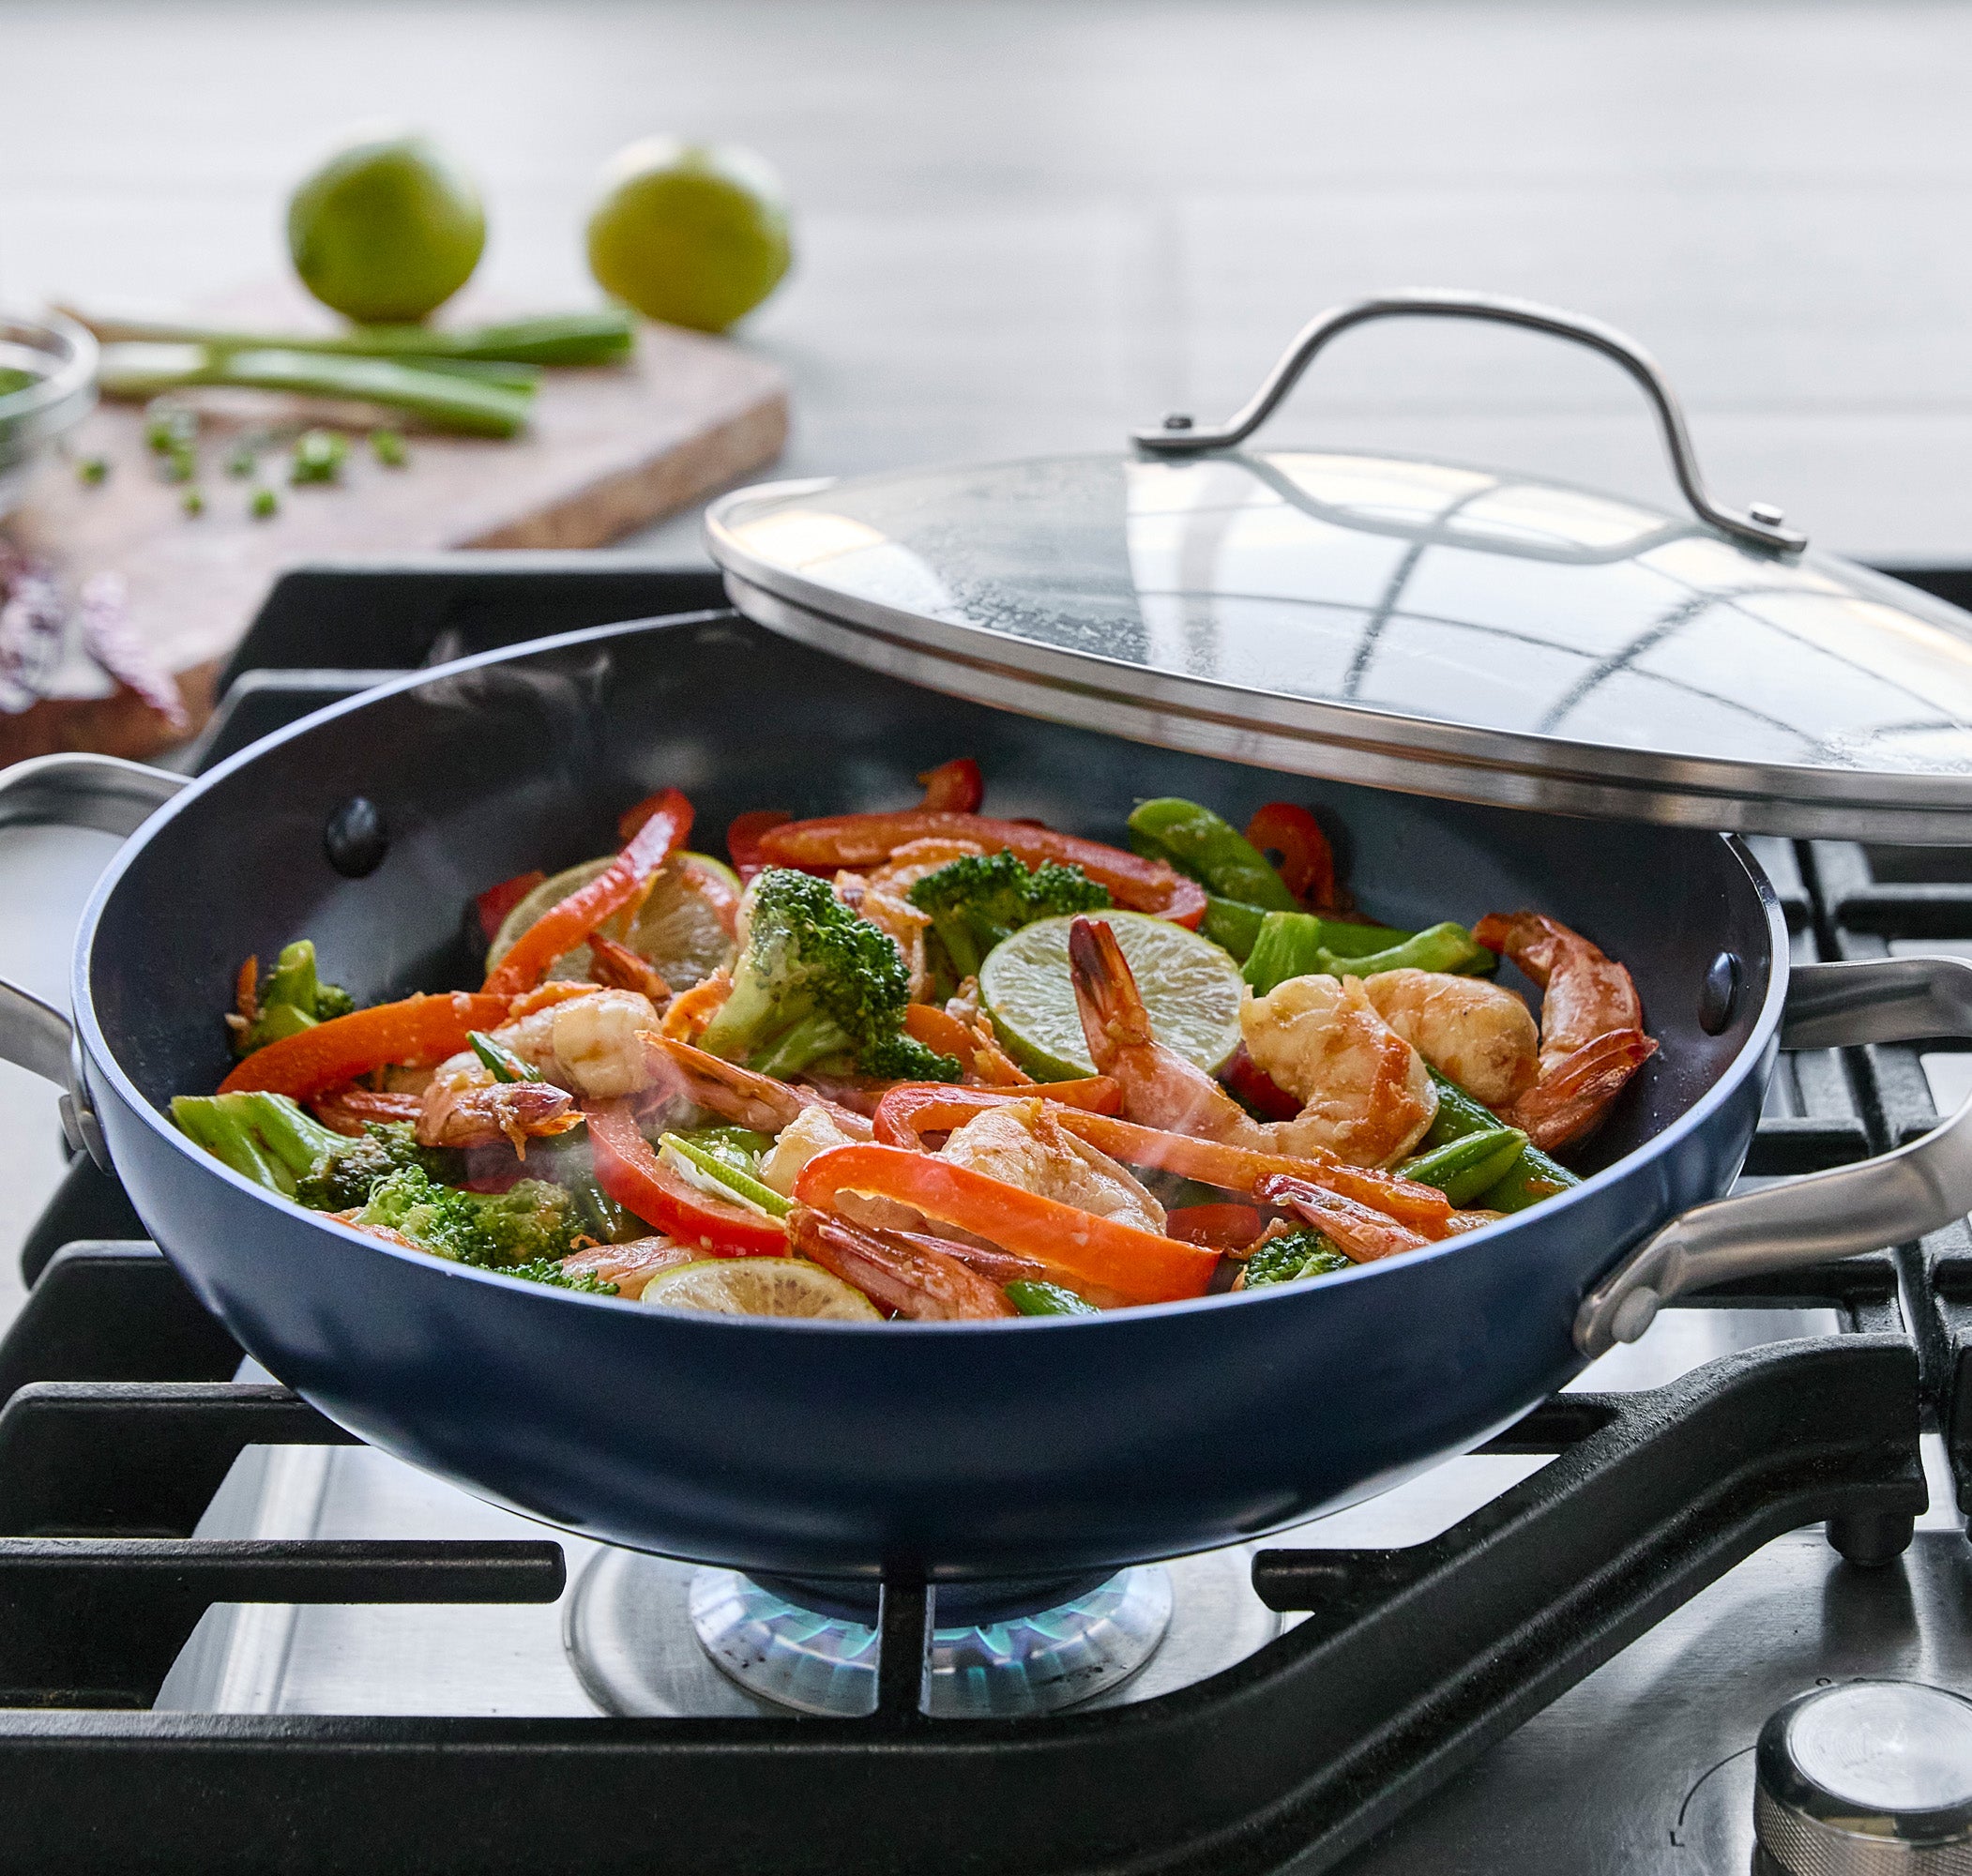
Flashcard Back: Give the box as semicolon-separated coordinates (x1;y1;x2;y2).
0;284;787;764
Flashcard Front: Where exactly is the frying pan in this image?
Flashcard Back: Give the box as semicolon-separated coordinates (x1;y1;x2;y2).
1;611;1969;1585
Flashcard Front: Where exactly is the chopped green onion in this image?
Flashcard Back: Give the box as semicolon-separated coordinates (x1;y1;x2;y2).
250;487;279;520
371;428;407;467
289;428;348;485
468;1029;540;1083
75;455;109;487
181;486;205;517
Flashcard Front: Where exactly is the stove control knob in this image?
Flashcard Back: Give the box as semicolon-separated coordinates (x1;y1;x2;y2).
1755;1681;1972;1874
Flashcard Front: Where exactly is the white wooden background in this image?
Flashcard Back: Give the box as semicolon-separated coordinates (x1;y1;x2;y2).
3;0;1971;1293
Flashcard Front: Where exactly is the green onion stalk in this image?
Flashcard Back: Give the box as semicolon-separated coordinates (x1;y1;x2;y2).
98;345;534;439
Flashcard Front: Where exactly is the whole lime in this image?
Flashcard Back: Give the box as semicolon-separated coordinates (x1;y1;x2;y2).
287;132;486;324
585;137;791;333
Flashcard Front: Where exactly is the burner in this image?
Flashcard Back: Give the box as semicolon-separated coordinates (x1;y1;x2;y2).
563;1543;1278;1718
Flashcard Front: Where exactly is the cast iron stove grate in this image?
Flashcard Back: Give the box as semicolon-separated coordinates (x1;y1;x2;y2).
0;557;1958;1876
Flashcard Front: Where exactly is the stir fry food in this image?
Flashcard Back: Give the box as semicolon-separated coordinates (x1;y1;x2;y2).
173;766;1658;1320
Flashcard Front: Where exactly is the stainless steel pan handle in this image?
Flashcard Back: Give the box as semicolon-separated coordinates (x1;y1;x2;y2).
1130;290;1806;554
1576;955;1972;1355
0;753;188;1166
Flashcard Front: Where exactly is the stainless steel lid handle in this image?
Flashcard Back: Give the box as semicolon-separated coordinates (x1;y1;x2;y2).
1576;955;1972;1356
1131;290;1807;554
0;753;187;1169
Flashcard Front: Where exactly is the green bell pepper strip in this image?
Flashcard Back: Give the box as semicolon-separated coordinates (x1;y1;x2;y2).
1419;1067;1580;1210
658;1132;793;1219
1242;913;1328;993
1243;912;1444;993
1312;921;1495;982
1203;895;1268;962
1005;1278;1100;1317
468;1030;540;1084
1397;1127;1529;1204
1127;799;1299;911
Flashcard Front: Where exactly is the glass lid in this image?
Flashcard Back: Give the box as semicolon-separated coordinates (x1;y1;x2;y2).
706;294;1972;842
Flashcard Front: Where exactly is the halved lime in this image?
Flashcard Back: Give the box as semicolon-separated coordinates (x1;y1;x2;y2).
640;1257;880;1320
978;911;1245;1082
488;852;739;989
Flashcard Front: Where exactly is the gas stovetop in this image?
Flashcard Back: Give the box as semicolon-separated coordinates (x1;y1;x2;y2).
0;559;1967;1876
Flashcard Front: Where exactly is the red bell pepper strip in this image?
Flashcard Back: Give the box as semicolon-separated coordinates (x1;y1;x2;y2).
219;991;513;1097
474;870;547;946
757;810;1207;928
1256;1173;1433;1263
916;757;984;813
725;809;792;883
483;788;693;997
1244;803;1336;910
872;1080;1122;1149
793;1143;1218;1305
1163;1203;1267;1251
1221;1043;1301;1121
584;1097;788;1256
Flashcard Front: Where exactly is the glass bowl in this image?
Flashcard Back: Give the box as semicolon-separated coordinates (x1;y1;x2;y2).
0;310;99;519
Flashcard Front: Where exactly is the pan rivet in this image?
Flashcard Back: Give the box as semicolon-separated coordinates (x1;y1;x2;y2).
1699;951;1741;1035
324;796;388;878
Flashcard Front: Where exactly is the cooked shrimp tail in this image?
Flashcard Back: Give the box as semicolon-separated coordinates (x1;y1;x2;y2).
587;935;674;1004
788;1206;1016;1320
1069;915;1257;1142
1508;1028;1659;1153
1473;909;1655;1151
644;1034;875;1139
1255;1173;1432;1263
415;1077;584;1154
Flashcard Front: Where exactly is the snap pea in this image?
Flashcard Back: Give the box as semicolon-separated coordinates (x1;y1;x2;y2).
1398;1126;1528;1205
1420;1067;1580;1211
1476;1150;1578;1213
1312;921;1494;981
1127;799;1299;911
1005;1279;1100;1317
1203;895;1268;963
1312;918;1416;959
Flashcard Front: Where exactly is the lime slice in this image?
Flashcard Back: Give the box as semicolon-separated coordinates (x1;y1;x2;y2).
489;852;738;989
978;911;1245;1081
640;1257;881;1320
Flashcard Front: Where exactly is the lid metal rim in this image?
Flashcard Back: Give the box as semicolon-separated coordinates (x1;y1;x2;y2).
721;571;1972;844
704;491;1972;817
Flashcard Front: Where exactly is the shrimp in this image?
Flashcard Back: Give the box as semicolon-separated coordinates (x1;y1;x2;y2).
843;839;984;1001
1069;915;1435;1167
559;1236;695;1299
493;988;664;1099
937;1097;1167;1235
645;1036;877;1142
1361;968;1539;1109
414;1057;584;1153
586;935;673;1005
788;1207;1015;1321
1472;911;1658;1152
760;1102;870;1197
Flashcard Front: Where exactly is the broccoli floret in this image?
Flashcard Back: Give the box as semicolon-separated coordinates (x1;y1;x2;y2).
230;939;358;1058
172;1093;451;1209
906;851;1112;981
1242;1226;1352;1288
294;1122;446;1210
355;1165;592;1282
697;869;962;1082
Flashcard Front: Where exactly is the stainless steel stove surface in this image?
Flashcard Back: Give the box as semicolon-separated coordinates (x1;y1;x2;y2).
0;562;1968;1876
